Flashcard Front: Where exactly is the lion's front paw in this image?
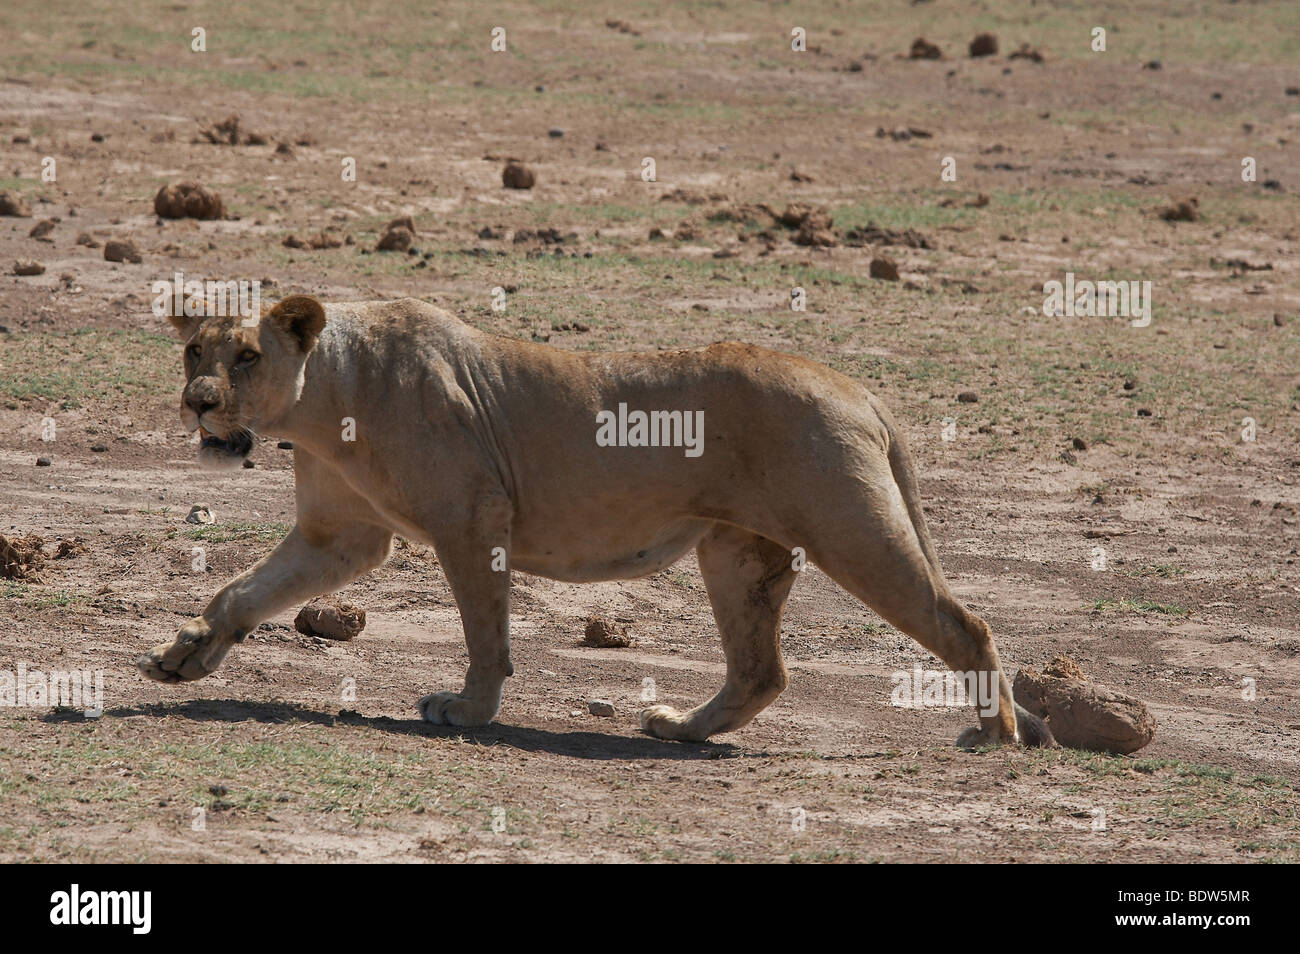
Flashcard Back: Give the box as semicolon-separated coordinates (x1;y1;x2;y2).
639;704;708;743
418;690;498;727
137;617;239;683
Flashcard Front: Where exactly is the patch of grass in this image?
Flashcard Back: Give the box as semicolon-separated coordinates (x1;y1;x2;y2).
176;522;291;544
1091;597;1191;617
0;329;177;410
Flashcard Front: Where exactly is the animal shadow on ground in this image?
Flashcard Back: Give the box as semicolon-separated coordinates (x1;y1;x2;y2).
88;700;757;762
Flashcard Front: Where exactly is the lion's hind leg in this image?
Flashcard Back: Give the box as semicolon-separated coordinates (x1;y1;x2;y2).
803;472;1041;748
640;524;797;742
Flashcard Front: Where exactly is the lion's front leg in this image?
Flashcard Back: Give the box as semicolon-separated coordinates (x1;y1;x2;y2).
137;522;393;683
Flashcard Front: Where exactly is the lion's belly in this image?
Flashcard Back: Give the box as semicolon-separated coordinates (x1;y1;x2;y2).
510;515;712;582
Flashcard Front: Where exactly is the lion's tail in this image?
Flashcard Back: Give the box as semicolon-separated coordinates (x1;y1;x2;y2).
878;402;1056;749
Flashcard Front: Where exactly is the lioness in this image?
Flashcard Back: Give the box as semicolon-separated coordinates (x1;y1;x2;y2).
139;295;1053;749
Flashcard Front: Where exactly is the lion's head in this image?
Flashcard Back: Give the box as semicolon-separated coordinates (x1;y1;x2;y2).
168;295;326;470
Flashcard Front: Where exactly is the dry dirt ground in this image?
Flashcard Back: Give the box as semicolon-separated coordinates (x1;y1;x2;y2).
0;1;1297;863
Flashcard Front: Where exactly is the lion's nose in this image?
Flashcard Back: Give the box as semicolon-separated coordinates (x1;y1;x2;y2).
185;393;219;417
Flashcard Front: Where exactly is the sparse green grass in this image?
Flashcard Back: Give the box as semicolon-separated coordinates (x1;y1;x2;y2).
176;522;291;544
1090;597;1191;616
0;329;176;410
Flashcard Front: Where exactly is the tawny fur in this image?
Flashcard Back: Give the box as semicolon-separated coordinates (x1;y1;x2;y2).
138;296;1053;749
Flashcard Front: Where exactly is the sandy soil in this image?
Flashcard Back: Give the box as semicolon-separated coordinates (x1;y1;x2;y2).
0;0;1297;862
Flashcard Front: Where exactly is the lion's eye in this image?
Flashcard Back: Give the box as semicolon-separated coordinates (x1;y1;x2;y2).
238;349;260;365
186;344;201;362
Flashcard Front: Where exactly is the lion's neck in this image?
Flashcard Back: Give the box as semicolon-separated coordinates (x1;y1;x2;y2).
268;317;360;456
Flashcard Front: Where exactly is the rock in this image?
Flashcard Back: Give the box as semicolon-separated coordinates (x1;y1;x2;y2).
28;219;56;240
909;38;942;60
13;260;44;276
1137;407;1152;417
375;224;413;252
294;599;366;641
91;443;108;452
548;127;564;138
287;230;343;250
75;232;100;248
1014;655;1156;754
789;168;815;183
869;257;900;281
103;239;142;263
36;456;51;466
196;113;266;146
1274;314;1286;327
275;142;295;156
1007;43;1044;63
0;533;45;579
1072;437;1088;451
957;390;979;403
588;699;616;717
1159;197;1198;222
969;33;998;57
185;505;214;525
0;191;32;217
794;224;837;247
277;440;294;450
844;225;932;249
55;537;87;559
503;161;535;189
154;181;225;220
583;616;632;648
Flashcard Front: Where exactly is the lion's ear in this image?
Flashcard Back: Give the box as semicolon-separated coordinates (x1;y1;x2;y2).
168;313;203;341
267;295;326;352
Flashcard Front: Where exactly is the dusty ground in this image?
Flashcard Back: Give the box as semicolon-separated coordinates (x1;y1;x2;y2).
0;1;1297;862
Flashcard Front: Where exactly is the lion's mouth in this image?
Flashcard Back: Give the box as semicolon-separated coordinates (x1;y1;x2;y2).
199;426;253;458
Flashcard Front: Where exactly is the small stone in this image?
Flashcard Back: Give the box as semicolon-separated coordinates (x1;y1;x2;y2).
13;260;44;276
35;456;51;467
104;239;142;263
376;224;413;252
28;219;56;240
0;191;32;217
548;128;564;138
957;391;979;403
588;699;616;717
1072;437;1088;451
91;443;108;452
503;161;535;189
583;616;632;648
76;232;100;248
969;33;998;57
909;37;942;60
869;257;900;281
154;181;224;220
277;440;294;450
294;599;366;641
1137;408;1152;417
186;505;214;525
